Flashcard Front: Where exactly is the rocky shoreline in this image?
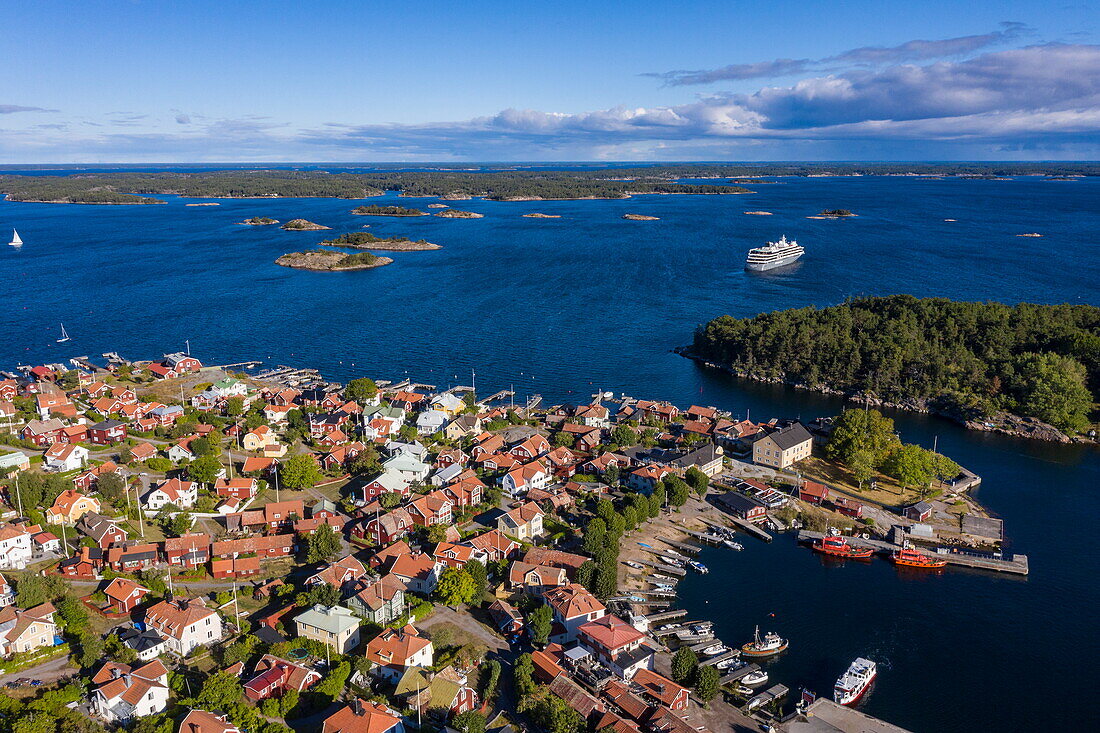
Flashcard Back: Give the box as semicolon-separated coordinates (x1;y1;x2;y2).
623;213;660;220
275;250;392;271
522;213;562;218
675;346;1093;444
280;219;331;231
434;209;484;218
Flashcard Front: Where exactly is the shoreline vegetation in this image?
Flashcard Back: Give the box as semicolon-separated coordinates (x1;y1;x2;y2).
319;232;440;251
280;219;330;231
275;249;392;271
1;164;1095;205
238;216;279;226
807;209;857;219
686;295;1099;443
522;212;562;218
434;209;483;218
351;204;427;217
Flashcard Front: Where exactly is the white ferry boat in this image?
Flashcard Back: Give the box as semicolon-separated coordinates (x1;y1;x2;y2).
745;234;804;271
833;657;877;705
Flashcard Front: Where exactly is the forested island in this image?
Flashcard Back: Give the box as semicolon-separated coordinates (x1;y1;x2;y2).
280;219;330;231
319;232;440;251
434;209;483;218
275;250;392;271
351;204;427;217
687;295;1099;440
239;216;279;225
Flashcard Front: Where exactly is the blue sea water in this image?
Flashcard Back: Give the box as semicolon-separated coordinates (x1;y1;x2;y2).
1;172;1097;731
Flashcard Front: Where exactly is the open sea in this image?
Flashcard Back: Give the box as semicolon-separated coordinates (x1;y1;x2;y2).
1;170;1098;731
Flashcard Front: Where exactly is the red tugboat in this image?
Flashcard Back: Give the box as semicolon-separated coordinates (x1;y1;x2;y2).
891;543;948;569
812;528;874;560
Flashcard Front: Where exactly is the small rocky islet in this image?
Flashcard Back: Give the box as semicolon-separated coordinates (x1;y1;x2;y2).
275;249;392;271
280;218;331;230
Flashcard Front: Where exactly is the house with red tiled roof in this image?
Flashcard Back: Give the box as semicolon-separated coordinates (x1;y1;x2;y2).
144;478;197;510
102;577;150;613
387;552;441;596
433;541;487;570
243;654;322;702
129;442;158;463
144;597;223;656
43;442;89;473
0;602;56;656
347;574;406;625
91;659;170;723
578;614;655;679
321;699;403;733
164;533;211;568
214;477;258;501
465;529;519;562
306;555;369;593
365;625;434;683
545;583;606;643
357;507;414;546
508;561;567;597
406;490;453;528
178;709;241;733
626;465;673;495
46;488;99;525
631;668;690;710
497;501;545;540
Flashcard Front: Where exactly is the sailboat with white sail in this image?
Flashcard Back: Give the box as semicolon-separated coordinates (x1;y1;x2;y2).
7;229;21;247
57;324;70;343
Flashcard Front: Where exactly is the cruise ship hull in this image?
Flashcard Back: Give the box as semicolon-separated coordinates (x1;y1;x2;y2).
745;252;803;271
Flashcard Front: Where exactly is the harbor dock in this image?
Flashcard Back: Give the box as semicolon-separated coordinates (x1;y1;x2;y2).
796;530;1029;575
720;663;761;685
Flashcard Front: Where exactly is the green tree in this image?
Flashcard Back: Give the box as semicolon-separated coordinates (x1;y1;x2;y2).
315;661;351;700
582;517;606;555
593;562;617;600
308;583;341;608
882;444;936;490
685;466;709;496
665;476;690;507
345;377;378;404
694;664;720;703
187;454;223;485
225;396;245;417
280;454;322;489
97;471;125;504
611;425;637;447
825;408;900;467
671;647;699;683
379;491;402;509
553;431;574;448
1012;352;1092;431
453;711;487;733
434;568;477;606
622;505;638;532
195;672;243;710
603;463;620;486
513;653;536;697
15;575;64;608
576;559;596;590
848;449;877;489
532;692;584;733
306;523;341;563
649;484;665;517
528;604;553;646
426;524;448;544
75;631;104;668
466;559;488;602
595;499;616;526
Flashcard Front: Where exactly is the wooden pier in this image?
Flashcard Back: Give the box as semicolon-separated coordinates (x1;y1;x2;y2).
659;538;702;555
720;663;760;685
689;639;719;652
796;530;1029;575
644;609;687;623
707;512;774;542
478;389;515;405
700;649;740;667
634;558;686;576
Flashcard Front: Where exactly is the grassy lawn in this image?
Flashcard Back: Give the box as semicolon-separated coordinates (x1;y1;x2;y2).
799;456;923;507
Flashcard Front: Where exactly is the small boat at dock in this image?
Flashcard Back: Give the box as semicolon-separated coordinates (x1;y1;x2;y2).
701;643;728;656
741;626;788;658
625;561;643;569
891;543;947;569
724;539;744;551
741;669;769;686
688;560;709;574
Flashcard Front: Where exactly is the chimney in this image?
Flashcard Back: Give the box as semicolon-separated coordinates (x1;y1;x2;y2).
352;698;363;716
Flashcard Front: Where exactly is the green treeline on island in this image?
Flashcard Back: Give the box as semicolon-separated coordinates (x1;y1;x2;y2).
276;250;386;271
351;204;426;216
0;169;752;204
322;232;421;245
691;295;1099;432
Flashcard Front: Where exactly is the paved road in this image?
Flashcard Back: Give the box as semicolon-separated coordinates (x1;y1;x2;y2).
0;653;77;688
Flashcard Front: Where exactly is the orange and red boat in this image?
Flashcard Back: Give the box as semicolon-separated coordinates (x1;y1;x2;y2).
891;545;947;569
812;529;874;560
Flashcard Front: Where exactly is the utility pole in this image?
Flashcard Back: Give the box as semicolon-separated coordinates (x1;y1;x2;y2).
274;466;280;503
13;472;23;518
232;581;239;629
59;517;69;555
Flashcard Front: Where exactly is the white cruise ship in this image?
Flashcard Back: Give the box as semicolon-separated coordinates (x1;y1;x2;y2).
833;658;876;706
745;234;803;271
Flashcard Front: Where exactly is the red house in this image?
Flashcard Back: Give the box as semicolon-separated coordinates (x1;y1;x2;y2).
106;543;159;573
215;478;259;501
833;497;864;519
243;654;322;702
102;577;150;613
164;533;211;568
88;419;127;445
798;480;830;505
358;508;414;545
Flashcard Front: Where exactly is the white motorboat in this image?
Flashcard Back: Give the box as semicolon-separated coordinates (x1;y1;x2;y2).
833;658;877;706
702;644;729;657
741;669;769;686
724;539;745;550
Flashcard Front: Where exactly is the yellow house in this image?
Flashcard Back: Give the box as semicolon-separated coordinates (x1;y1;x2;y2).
242;425;276;452
751;422;813;469
46;489;101;525
0;602;57;656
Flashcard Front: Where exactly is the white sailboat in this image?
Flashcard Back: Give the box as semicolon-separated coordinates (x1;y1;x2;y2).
56;324;70;343
7;229;21;247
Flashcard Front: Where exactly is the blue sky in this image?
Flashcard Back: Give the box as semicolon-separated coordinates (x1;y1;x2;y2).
1;0;1097;162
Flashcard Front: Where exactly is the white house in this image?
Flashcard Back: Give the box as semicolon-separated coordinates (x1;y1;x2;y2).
415;410;448;435
143;478;198;510
92;659;170;723
364;625;434;683
43;443;89;473
0;525;34;570
500;461;549;498
382;453;430;483
143;597;223;656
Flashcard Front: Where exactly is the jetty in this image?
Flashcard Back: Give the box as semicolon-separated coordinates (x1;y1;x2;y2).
796;530;1029;575
700;648;741;667
720;663;761;685
634;558;686;576
659;538;702;555
746;683;789;711
478;389;515;405
701;513;773;542
644;609;687;623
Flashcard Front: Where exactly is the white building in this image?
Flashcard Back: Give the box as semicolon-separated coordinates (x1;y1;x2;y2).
0;525;34;570
92;659;170;723
43;443;89;473
143;597;223;656
143;478;198;510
